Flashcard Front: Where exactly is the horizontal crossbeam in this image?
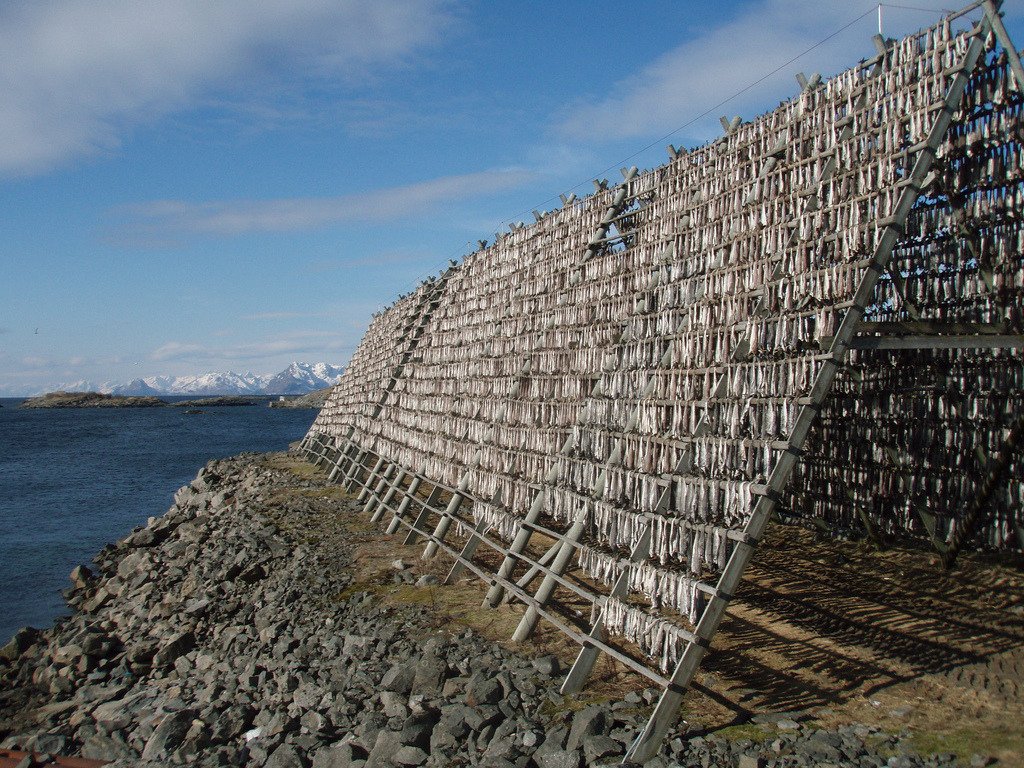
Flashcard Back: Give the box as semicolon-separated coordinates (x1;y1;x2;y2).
849;334;1024;350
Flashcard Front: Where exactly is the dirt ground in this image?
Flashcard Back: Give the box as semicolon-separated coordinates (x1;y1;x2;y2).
708;529;1024;764
281;454;1024;766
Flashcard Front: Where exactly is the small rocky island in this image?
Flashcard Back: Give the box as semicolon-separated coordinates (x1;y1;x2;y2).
19;392;167;409
170;397;262;408
19;392;311;409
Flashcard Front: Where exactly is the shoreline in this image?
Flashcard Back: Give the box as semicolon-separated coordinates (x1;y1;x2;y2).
19;392;166;409
0;452;1017;767
16;392;300;409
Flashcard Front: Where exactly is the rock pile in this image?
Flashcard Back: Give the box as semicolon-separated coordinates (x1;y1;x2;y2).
0;455;649;767
0;454;987;768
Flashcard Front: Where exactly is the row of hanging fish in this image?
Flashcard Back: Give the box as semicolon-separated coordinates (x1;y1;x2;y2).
312;6;1020;605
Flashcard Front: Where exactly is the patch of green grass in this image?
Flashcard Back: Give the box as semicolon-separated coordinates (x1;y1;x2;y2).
267;455;318;476
334;582;386;602
387;583;442;606
306;486;352;500
864;733;898;759
344;516;383;533
536;692;613;720
265;486;352;505
909;727;1021;763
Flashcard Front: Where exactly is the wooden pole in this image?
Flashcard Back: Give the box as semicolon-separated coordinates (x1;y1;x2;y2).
512;518;586;642
403;484;445;546
355;456;386;501
363;463;396;515
370;467;407;523
484;487;547;606
423;473;472;559
388;474;423;535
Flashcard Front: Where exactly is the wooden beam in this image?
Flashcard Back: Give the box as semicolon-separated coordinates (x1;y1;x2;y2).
402;484;445;546
942;414;1024;569
326;443;348;483
983;0;1024;92
363;462;396;515
356;456;387;503
850;334;1024;350
859;320;1011;335
511;539;562;592
370;468;407;523
341;448;367;490
883;266;923;320
387;474;423;535
445;488;509;583
444;517;489;584
391;508;673;686
511;517;586;642
483;487;546;606
336;442;357;480
423;475;471;559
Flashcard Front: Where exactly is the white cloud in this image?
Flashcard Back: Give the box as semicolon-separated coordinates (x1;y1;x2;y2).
113;168;535;239
0;0;454;176
150;341;204;362
556;0;982;145
307;248;438;272
149;333;351;363
240;311;324;321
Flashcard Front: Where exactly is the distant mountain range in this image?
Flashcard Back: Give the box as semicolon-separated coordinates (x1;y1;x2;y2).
47;362;345;397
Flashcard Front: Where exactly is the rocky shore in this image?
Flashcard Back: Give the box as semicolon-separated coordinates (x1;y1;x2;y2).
19;392;166;408
0;453;997;768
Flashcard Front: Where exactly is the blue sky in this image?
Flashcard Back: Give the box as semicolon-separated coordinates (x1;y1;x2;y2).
1;0;1021;394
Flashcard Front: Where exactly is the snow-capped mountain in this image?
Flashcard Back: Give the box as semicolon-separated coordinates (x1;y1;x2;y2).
106;379;163;396
261;362;345;395
112;371;269;396
47;362;345;397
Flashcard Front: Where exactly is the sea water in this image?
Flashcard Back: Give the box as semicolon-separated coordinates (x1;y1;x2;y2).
0;398;317;643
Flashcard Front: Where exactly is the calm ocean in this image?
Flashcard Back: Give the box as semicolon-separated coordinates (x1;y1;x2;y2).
0;398;318;644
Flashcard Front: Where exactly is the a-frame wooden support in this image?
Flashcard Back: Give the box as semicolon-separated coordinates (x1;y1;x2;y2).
625;9;995;760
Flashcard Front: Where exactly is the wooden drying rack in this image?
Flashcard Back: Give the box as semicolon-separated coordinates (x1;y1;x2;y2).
300;1;1024;762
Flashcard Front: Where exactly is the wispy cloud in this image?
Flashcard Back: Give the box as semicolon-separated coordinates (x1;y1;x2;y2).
149;333;352;363
150;342;204;362
112;168;535;240
555;0;975;145
240;311;327;321
307;249;440;273
0;0;454;176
